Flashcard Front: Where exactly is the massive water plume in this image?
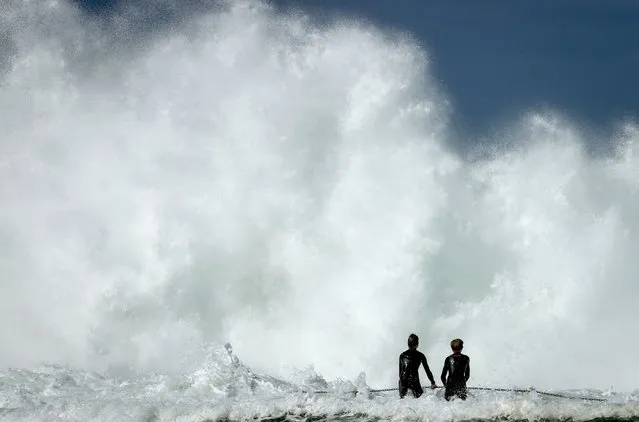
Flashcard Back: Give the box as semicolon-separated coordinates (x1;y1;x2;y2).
1;3;638;417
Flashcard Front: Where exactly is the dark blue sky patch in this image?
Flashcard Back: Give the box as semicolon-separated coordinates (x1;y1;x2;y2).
272;0;639;134
72;0;121;14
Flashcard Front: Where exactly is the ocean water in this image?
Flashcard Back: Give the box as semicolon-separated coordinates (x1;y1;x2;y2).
0;345;638;421
1;0;638;420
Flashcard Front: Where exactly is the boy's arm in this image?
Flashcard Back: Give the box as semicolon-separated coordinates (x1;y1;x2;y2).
465;357;470;382
421;354;436;385
440;358;449;386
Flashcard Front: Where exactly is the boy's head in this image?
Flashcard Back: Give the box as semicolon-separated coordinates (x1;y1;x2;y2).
450;338;464;352
407;333;419;349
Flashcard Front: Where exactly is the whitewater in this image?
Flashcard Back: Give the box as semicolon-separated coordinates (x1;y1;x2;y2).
1;0;638;420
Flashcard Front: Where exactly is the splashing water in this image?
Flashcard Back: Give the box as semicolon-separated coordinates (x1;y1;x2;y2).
1;0;638;420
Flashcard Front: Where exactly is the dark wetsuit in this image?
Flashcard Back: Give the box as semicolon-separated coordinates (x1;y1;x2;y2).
398;349;435;398
440;353;470;400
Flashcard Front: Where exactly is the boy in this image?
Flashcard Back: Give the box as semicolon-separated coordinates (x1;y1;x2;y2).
440;338;470;401
398;333;437;398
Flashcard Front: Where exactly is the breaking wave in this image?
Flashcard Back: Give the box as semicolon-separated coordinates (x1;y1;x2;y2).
0;0;638;420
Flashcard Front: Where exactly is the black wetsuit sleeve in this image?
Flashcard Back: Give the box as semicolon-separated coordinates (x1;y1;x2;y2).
465;357;470;381
421;353;435;385
440;357;449;386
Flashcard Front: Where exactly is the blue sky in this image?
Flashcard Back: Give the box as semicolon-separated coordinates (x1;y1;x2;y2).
78;0;639;135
